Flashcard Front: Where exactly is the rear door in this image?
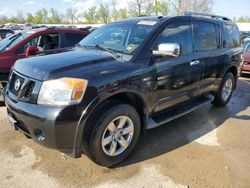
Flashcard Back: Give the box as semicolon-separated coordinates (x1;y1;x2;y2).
195;21;223;94
153;19;202;112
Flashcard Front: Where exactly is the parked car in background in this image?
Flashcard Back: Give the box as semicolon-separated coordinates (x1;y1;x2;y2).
241;43;250;76
242;36;250;49
5;13;242;167
0;27;90;101
0;29;14;40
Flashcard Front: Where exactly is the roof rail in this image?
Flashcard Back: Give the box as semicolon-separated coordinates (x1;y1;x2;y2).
184;11;232;21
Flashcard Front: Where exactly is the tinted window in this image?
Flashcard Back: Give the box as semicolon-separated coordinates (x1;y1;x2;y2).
61;33;85;48
197;22;219;50
224;24;240;48
156;20;193;56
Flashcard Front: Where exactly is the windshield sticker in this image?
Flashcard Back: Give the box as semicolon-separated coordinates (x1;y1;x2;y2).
127;44;136;52
137;21;157;25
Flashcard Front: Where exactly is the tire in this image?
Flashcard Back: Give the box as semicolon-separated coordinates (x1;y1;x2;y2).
83;103;141;167
212;72;235;107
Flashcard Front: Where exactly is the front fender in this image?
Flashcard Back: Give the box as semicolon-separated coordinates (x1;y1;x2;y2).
72;85;152;157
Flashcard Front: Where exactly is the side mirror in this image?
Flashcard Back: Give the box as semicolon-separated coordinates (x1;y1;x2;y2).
25;46;39;57
153;43;181;58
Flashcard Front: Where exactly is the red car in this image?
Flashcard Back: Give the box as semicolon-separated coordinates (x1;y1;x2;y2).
241;43;250;76
0;27;89;101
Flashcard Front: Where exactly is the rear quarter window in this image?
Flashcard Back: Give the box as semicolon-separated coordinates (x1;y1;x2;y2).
60;32;86;48
197;21;220;51
224;24;240;48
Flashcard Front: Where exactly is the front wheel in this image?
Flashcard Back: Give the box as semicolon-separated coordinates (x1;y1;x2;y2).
83;103;141;167
213;72;235;107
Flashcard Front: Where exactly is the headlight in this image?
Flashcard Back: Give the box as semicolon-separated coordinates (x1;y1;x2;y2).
37;77;88;106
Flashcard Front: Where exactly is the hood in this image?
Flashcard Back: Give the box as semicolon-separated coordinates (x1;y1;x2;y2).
14;47;121;81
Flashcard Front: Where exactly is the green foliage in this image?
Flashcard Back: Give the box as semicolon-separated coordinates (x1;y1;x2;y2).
84;7;98;24
0;1;249;25
98;3;110;23
237;16;250;23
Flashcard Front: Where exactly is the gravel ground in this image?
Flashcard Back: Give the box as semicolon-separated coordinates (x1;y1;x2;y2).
0;77;249;188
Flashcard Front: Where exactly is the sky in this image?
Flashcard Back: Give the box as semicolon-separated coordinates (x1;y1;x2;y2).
0;0;249;19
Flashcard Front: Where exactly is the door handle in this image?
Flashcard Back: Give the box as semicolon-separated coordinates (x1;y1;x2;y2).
190;60;200;66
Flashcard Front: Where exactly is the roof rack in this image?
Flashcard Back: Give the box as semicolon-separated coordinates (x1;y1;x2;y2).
184;11;232;21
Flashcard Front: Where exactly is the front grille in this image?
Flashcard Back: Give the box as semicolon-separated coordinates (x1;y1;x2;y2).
8;71;39;103
9;73;25;96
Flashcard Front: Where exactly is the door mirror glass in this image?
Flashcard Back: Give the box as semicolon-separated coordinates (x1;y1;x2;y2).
153;43;181;58
25;45;39;57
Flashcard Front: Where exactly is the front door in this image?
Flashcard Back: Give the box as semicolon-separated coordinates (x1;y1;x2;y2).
153;20;202;112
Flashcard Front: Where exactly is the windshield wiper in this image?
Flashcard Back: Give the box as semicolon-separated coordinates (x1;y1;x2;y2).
90;44;121;59
75;43;86;48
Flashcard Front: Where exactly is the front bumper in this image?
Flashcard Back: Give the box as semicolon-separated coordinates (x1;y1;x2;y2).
5;94;83;157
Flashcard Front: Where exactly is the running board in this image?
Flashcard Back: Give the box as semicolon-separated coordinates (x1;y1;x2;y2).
146;95;214;130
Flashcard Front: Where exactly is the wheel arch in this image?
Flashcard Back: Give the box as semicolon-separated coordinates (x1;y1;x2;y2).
73;89;151;157
223;66;238;89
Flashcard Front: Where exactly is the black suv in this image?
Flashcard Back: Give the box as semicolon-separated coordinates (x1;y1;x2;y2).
5;13;242;167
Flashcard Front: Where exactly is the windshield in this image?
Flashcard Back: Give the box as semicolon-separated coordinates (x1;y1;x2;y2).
0;31;31;52
79;21;157;55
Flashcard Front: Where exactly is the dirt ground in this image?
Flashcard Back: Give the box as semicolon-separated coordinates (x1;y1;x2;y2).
0;77;250;188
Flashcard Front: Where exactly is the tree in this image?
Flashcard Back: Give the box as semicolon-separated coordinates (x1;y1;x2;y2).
66;7;80;24
33;9;49;24
111;0;119;21
26;13;34;23
48;8;62;24
168;0;188;15
129;0;144;16
237;16;250;23
0;15;8;24
144;0;169;16
189;0;214;13
119;8;128;19
155;0;169;16
84;6;98;24
168;0;213;15
98;3;110;24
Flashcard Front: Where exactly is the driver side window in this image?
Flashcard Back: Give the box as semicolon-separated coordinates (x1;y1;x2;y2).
155;20;193;56
16;33;59;55
16;36;40;55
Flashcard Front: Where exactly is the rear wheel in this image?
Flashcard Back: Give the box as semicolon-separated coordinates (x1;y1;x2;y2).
213;72;235;107
83;103;141;167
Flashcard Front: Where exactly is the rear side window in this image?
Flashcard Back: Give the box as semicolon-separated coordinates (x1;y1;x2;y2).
60;33;86;48
224;24;240;48
156;20;193;56
197;22;220;50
